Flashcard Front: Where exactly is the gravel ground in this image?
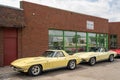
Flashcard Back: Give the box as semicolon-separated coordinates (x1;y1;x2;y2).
0;58;120;80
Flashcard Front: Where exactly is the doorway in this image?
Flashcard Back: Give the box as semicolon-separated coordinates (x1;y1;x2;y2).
3;28;18;66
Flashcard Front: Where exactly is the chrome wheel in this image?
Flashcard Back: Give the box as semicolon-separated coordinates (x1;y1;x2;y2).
28;65;42;76
109;55;114;62
68;60;76;70
89;58;96;66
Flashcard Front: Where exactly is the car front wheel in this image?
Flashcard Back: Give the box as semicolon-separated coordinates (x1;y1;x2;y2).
89;57;96;66
109;55;114;62
67;60;76;70
28;65;42;76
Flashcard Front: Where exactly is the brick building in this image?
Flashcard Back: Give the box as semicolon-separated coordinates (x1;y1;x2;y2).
0;1;119;66
0;5;25;66
109;22;120;49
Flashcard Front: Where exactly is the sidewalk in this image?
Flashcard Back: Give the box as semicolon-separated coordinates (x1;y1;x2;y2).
0;66;13;75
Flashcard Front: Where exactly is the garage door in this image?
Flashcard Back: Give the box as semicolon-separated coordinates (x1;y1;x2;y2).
4;28;17;66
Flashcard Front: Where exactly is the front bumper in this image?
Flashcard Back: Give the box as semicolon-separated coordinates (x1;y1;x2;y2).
10;65;28;72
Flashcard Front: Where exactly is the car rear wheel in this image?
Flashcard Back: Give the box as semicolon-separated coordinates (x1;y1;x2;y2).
109;55;114;62
67;60;76;70
89;57;96;66
28;65;42;76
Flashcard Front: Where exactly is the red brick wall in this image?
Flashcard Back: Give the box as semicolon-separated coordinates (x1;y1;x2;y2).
0;5;25;28
0;5;24;66
20;1;109;57
109;22;120;47
0;28;3;66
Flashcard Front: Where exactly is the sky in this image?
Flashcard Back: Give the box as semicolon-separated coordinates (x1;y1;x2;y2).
0;0;120;22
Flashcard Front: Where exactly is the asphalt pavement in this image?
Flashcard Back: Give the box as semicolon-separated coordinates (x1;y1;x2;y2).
0;58;120;80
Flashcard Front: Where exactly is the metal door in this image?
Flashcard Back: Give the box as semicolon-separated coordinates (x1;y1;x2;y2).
4;28;17;66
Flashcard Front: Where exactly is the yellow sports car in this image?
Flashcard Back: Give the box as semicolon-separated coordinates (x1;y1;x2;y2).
74;47;117;66
11;50;81;76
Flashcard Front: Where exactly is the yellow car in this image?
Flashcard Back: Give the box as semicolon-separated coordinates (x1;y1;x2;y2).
74;47;117;66
11;50;81;76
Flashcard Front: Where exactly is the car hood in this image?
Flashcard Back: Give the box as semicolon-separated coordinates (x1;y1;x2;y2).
11;57;47;66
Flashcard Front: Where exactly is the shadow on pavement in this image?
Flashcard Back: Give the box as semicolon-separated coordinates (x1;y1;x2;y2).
80;59;119;67
8;65;87;79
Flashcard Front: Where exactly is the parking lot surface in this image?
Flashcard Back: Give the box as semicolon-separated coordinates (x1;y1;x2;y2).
0;58;120;80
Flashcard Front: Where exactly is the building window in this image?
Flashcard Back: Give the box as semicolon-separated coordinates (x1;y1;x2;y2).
110;34;117;49
49;30;63;36
64;31;76;54
87;33;108;51
49;30;108;53
88;33;97;51
76;32;86;52
97;34;108;48
86;20;94;30
49;30;63;49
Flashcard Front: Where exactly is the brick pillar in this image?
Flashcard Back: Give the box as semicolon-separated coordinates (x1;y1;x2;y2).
0;28;4;66
18;28;23;58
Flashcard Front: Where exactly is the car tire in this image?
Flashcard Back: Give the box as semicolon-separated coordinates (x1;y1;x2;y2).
67;60;76;70
89;57;96;66
109;55;114;62
28;65;42;76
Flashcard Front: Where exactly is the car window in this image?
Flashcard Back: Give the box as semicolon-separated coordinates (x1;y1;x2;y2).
90;47;99;52
91;47;106;52
42;51;55;57
54;51;65;57
100;48;105;52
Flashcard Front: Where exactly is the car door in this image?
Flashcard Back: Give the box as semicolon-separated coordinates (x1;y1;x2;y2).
46;57;58;69
47;51;67;69
53;51;68;67
93;52;101;61
97;48;109;61
98;52;108;60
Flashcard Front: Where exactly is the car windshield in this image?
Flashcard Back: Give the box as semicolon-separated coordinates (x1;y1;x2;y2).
42;51;55;57
90;47;99;52
90;47;106;52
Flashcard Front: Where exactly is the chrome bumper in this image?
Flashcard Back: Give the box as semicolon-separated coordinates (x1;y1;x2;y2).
11;65;24;72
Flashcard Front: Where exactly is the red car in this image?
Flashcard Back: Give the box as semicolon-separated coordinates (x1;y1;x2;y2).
111;49;120;57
